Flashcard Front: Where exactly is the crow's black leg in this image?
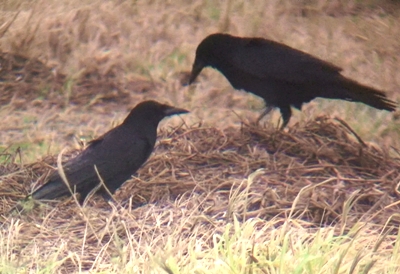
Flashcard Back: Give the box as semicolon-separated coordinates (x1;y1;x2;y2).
78;190;90;205
279;105;292;129
256;105;274;124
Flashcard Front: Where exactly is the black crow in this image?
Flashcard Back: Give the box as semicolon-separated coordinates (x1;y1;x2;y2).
31;100;188;203
189;33;397;128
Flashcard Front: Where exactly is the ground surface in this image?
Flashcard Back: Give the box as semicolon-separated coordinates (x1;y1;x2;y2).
1;0;400;273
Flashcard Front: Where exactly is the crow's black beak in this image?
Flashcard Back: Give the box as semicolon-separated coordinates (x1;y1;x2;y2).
164;106;189;116
188;60;204;85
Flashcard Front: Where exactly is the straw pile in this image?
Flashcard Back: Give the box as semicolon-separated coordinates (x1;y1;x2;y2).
2;117;399;228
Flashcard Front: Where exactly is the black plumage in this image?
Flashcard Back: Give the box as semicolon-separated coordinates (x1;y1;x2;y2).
31;100;188;203
189;33;397;128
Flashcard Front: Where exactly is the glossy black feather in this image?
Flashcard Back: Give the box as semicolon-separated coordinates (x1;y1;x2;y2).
189;33;397;128
31;100;188;203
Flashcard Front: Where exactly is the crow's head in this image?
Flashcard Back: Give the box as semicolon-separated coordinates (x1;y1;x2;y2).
189;33;233;85
124;101;188;127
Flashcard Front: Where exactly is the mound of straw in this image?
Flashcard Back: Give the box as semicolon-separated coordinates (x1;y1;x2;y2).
2;118;400;227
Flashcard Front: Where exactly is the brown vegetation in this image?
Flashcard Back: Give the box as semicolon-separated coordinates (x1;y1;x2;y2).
1;0;400;272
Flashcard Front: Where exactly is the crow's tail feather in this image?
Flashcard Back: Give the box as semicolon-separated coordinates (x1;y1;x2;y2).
324;77;397;111
31;180;70;200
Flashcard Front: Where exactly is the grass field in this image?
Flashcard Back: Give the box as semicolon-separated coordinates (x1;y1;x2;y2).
1;0;400;273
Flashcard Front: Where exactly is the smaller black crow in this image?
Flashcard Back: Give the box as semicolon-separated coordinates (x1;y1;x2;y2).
30;100;188;204
189;33;397;128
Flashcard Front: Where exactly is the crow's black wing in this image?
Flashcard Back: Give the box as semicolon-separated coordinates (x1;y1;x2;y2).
32;126;154;200
228;38;342;84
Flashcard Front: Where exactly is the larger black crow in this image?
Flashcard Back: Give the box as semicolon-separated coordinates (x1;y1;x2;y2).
189;33;397;128
31;100;188;204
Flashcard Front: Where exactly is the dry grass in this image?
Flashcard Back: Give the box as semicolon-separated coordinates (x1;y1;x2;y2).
1;121;400;272
1;0;400;272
